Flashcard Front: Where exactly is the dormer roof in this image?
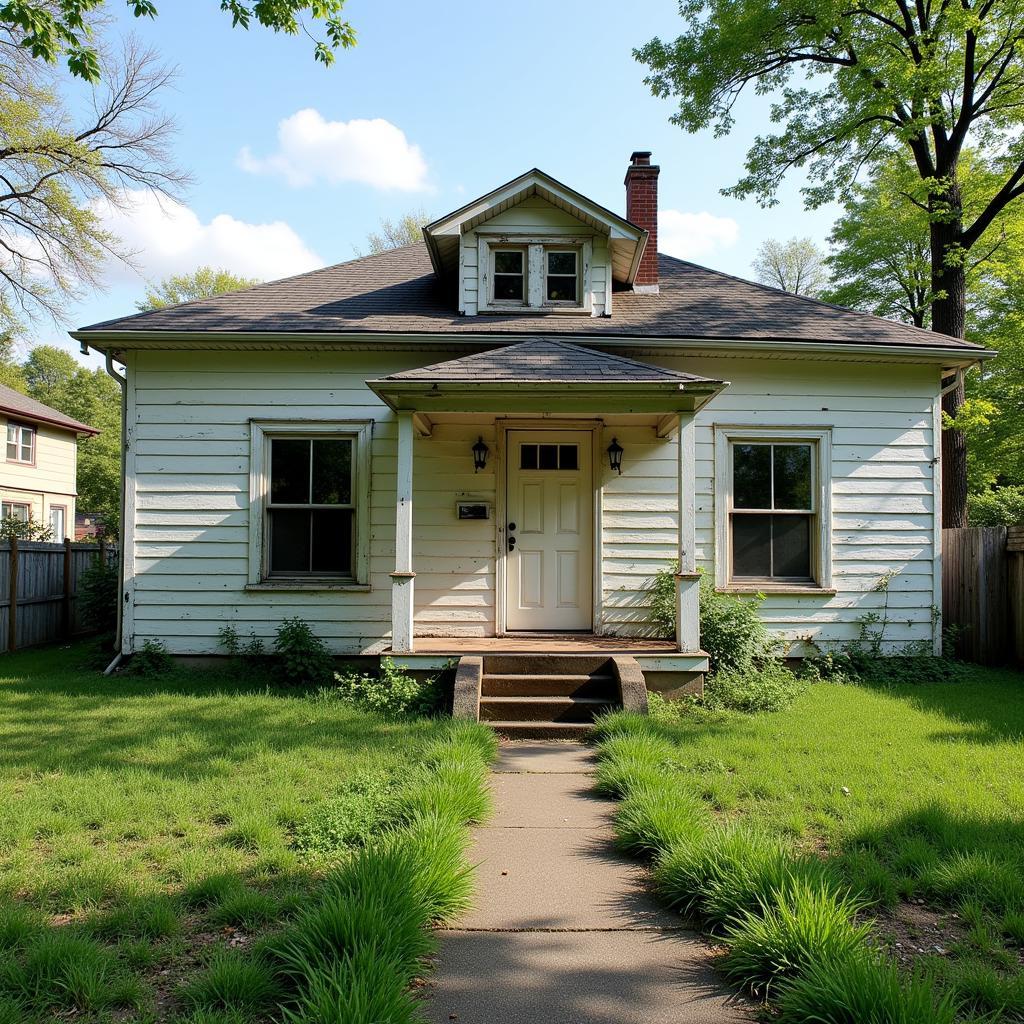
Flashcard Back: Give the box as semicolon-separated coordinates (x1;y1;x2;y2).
422;168;649;285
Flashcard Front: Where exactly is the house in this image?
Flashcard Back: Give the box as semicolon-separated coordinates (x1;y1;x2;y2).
0;384;98;541
73;152;990;703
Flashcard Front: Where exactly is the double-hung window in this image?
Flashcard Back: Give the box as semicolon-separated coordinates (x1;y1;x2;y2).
715;428;832;590
492;249;526;303
1;501;29;522
250;421;372;587
545;250;578;303
6;423;34;464
483;240;590;312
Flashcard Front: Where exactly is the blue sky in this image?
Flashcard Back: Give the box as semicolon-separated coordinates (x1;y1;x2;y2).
56;0;840;365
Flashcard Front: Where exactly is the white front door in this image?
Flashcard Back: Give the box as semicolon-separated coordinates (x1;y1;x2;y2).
505;430;593;631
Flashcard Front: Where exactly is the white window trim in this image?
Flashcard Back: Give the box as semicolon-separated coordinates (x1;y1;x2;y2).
248;419;373;590
714;425;833;593
477;234;593;314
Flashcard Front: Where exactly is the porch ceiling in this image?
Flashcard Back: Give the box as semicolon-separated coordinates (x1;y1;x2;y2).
367;338;728;415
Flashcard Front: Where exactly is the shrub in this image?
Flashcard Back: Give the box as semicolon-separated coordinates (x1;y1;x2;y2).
776;954;958;1024
648;562;678;639
0;515;52;541
721;881;871;996
216;625;265;667
699;580;775;674
127;639;172;676
78;558;118;642
334;658;435;718
273;618;333;687
702;661;807;714
969;485;1024;527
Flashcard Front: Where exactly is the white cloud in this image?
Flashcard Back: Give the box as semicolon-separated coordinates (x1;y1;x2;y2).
238;109;430;192
93;189;323;284
658;209;739;262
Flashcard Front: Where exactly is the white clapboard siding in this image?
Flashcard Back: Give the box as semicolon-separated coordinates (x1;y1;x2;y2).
128;348;940;656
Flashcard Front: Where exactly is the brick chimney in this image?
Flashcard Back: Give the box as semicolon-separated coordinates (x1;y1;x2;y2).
624;151;660;292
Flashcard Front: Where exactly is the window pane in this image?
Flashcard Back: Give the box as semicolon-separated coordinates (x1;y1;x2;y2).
773;445;812;510
733;444;771;509
494;251;523;274
312;439;352;504
538;444;558;470
21;441;31;461
559;445;578;470
6;424;15;443
6;442;16;460
311;509;352;574
733;515;772;577
520;444;537;470
271;438;310;503
269;509;310;572
773;515;811;578
547;252;576;275
494;275;523;301
50;507;65;539
547;276;577;302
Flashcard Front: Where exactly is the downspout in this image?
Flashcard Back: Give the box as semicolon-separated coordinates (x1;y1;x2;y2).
85;342;127;675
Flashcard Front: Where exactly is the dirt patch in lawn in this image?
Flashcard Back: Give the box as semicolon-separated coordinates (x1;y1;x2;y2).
870;900;966;968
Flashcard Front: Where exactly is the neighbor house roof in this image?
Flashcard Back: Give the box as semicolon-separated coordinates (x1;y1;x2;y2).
74;242;988;356
0;384;98;436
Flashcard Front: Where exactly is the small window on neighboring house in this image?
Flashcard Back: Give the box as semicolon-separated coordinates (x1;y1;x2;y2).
1;502;30;522
493;250;525;302
730;442;815;581
49;505;66;540
546;250;578;303
6;423;34;463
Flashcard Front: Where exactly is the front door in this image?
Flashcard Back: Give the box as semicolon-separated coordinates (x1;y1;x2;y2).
505;430;593;631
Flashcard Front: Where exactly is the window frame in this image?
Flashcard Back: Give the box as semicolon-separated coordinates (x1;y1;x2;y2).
1;501;30;522
478;236;592;314
543;248;580;306
489;246;528;307
714;426;833;593
248;419;373;589
6;421;36;465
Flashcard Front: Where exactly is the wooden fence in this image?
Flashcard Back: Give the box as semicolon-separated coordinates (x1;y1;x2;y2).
942;525;1024;666
0;539;117;653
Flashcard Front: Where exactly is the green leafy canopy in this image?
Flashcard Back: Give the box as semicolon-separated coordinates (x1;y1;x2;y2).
0;0;357;81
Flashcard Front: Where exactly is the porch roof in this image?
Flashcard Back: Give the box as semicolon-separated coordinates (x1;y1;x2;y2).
367;339;727;414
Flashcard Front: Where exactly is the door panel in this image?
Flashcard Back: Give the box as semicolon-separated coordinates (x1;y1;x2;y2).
506;430;593;631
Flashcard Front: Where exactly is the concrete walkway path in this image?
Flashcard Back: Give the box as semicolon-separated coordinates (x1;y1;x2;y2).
425;741;749;1023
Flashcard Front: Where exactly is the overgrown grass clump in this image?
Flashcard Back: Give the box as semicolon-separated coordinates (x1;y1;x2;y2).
589;704;993;1021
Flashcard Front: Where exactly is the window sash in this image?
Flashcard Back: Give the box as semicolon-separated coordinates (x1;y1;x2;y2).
544;249;579;304
6;423;34;463
731;441;814;513
492;248;526;304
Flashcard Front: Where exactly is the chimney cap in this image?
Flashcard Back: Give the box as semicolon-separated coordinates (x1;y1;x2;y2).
629;151;653;166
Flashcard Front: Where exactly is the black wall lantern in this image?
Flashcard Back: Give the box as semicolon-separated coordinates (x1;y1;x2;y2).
472;436;489;473
607;437;624;474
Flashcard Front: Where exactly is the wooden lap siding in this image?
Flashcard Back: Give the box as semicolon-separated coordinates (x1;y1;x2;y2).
128;350;939;655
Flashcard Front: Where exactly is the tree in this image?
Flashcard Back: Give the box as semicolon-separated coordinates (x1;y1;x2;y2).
0;35;185;337
22;345;121;532
751;237;827;296
2;1;357;82
358;209;429;255
637;0;1024;526
137;266;262;311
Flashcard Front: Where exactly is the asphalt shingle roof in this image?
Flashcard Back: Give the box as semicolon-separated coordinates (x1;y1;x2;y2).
379;339;720;383
0;384;98;435
76;242;985;353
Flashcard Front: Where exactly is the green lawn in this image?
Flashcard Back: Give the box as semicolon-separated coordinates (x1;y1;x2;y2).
0;642;487;1023
617;665;1024;1019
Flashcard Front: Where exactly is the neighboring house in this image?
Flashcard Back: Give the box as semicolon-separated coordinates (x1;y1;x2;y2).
75;512;105;541
73;152;991;687
0;384;98;540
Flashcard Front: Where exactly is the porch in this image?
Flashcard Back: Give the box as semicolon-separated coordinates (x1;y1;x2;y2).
367;339;728;669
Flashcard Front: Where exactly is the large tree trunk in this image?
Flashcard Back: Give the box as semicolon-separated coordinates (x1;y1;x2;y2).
930;183;969;528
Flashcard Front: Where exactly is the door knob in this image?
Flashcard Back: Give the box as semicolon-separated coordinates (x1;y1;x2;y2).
508;522;516;531
508;536;517;551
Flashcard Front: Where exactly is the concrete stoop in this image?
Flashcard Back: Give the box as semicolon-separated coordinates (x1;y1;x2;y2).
423;741;750;1024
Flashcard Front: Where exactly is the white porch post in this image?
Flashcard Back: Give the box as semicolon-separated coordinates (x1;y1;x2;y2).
676;414;701;652
391;410;415;653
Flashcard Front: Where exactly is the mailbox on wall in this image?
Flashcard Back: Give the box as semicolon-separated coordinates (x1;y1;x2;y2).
456;502;491;521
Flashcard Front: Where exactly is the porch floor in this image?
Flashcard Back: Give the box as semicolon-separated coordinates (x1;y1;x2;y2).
390;635;680;655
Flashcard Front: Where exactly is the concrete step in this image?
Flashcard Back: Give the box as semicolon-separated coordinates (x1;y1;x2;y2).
479;695;614;723
483;654;616;676
481;672;617;698
487;720;594;740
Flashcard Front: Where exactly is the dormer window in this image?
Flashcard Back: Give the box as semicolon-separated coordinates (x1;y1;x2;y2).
493;249;525;303
546;251;578;303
